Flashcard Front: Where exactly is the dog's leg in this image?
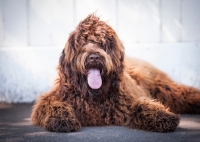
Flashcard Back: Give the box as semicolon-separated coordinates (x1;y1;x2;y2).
129;97;180;132
153;75;200;114
183;86;200;114
31;92;81;132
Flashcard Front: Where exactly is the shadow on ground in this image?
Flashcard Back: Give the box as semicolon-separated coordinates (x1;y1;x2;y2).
0;103;200;142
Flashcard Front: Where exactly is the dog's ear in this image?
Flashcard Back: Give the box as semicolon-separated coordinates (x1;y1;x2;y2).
105;31;124;75
58;32;85;93
112;32;125;63
58;32;77;84
58;31;76;74
113;33;125;75
64;32;76;64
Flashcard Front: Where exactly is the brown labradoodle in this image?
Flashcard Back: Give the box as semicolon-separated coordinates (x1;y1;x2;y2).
31;14;200;133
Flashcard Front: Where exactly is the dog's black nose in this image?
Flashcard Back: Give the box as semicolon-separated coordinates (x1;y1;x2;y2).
88;54;99;62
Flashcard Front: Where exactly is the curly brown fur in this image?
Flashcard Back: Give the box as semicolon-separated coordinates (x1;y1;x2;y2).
31;14;200;133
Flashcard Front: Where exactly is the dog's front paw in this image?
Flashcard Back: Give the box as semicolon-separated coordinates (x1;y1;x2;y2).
44;117;81;132
131;110;180;132
154;111;180;132
130;101;180;132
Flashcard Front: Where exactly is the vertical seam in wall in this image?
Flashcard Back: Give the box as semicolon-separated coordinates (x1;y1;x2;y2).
2;0;5;46
50;1;52;46
115;0;118;32
136;0;138;43
159;0;162;43
180;0;182;42
26;0;30;46
74;0;76;27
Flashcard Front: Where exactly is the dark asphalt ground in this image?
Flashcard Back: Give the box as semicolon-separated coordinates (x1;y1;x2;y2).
0;103;200;142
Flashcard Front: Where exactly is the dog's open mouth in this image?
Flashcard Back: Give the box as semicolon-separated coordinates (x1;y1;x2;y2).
87;68;102;89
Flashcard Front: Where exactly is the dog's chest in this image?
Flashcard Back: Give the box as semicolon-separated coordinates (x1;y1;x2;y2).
73;97;131;126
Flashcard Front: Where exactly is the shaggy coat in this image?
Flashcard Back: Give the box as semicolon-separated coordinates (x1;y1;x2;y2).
31;14;200;133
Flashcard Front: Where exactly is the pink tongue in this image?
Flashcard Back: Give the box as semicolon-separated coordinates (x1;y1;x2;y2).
87;69;102;89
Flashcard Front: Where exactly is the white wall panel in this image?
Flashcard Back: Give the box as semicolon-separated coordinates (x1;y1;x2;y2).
118;0;138;44
182;0;200;42
0;47;60;103
50;0;74;46
161;0;181;42
93;0;117;30
75;0;117;30
75;0;99;25
29;0;52;45
0;0;4;46
4;0;27;46
137;0;160;42
1;0;200;46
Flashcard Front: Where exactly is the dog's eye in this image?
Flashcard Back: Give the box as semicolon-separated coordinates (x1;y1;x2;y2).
100;45;106;51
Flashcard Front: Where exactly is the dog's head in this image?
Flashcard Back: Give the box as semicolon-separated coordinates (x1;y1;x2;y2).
58;14;124;98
